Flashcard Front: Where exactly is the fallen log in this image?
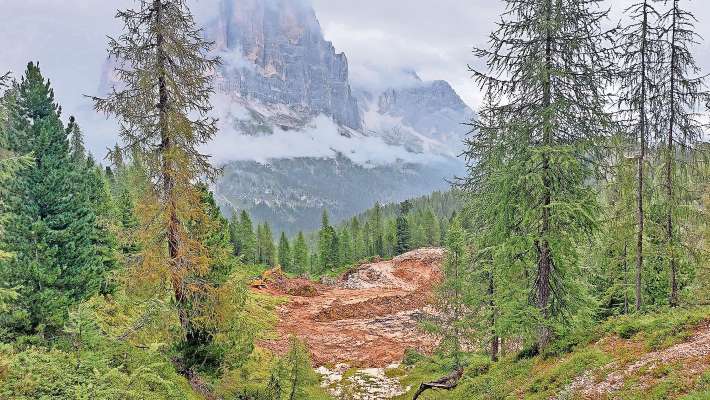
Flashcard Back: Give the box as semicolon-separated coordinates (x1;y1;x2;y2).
412;367;464;399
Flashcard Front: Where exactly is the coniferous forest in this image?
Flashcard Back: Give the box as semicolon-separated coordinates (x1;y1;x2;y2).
0;0;709;399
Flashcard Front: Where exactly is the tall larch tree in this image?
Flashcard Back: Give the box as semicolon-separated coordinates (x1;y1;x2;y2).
93;0;221;344
617;0;664;311
657;0;709;306
472;0;613;348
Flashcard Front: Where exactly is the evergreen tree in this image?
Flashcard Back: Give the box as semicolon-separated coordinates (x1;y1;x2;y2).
292;232;309;276
66;115;85;165
428;217;474;368
237;211;257;264
93;0;221;345
317;210;339;273
395;200;412;255
0;63;106;336
257;222;276;267
278;232;292;271
616;0;665;311
371;202;384;257
657;0;709;306
470;0;612;348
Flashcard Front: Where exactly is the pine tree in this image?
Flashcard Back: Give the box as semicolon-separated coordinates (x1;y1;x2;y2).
292;232;309;276
657;0;709;307
93;0;221;344
0;63;106;336
470;0;612;348
278;232;292;271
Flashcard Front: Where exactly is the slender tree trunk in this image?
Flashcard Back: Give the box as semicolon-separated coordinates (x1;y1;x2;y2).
155;0;189;332
536;0;554;349
623;242;629;314
488;269;498;362
635;1;649;313
667;0;679;308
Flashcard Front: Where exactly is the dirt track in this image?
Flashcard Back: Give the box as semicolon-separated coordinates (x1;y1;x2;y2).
259;248;444;367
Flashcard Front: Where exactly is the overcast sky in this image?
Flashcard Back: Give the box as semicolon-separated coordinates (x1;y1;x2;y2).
1;0;709;156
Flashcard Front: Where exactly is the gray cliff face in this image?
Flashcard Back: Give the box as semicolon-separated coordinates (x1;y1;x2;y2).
357;73;475;155
210;0;361;130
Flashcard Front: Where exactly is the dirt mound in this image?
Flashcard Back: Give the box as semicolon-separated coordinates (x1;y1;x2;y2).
259;248;444;367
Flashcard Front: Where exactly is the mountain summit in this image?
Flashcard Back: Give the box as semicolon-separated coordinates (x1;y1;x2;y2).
209;0;362;130
202;0;474;234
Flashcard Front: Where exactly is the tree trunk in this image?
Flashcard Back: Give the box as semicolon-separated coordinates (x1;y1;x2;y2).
667;0;679;308
635;1;649;313
155;0;189;331
488;269;498;362
536;0;554;350
412;368;464;400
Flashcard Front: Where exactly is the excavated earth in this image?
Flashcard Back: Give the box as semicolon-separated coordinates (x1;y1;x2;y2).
258;248;444;368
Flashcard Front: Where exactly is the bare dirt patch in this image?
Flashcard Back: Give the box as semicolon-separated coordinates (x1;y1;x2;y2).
257;248;444;368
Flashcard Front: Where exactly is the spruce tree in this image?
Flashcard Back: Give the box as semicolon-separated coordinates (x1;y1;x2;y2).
66;116;86;165
470;0;612;348
292;232;309;276
395;200;412;255
278;232;292;271
238;211;257;264
93;0;221;344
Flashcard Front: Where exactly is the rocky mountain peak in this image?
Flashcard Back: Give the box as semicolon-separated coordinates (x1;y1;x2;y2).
210;0;361;130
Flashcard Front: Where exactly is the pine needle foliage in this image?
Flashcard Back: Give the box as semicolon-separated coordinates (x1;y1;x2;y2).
466;0;614;348
93;0;222;349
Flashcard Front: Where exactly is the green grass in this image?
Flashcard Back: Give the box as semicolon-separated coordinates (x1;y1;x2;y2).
393;307;710;400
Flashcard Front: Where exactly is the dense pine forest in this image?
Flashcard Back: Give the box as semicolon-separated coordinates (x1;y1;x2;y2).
0;0;709;399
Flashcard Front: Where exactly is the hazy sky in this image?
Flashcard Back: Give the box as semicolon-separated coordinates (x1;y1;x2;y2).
1;0;709;156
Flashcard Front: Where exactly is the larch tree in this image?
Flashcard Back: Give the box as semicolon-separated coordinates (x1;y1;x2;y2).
93;0;221;348
616;0;665;312
427;217;474;368
657;0;709;307
471;0;613;348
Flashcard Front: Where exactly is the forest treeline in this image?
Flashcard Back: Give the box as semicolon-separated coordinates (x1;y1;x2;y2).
0;0;709;398
228;190;462;276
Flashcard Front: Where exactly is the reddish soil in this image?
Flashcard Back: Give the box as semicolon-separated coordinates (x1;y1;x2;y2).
258;248;444;367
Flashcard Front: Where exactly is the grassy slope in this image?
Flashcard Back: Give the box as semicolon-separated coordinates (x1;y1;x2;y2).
393;307;710;400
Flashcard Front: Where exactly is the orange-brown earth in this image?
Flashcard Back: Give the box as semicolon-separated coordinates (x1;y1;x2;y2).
257;248;444;367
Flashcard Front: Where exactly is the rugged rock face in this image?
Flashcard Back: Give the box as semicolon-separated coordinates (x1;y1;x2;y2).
209;0;361;130
354;70;475;157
